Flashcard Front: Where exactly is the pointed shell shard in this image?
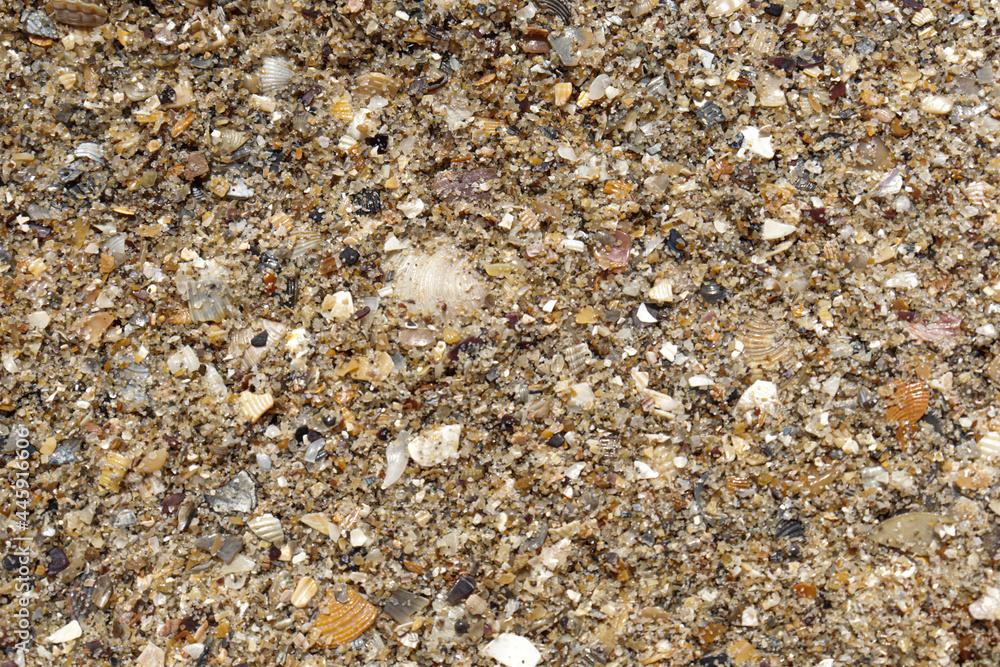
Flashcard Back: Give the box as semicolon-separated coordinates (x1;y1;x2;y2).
310;585;378;647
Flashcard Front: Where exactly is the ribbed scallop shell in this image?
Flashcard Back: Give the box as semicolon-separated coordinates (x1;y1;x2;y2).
354;72;401;102
187;279;235;323
260;57;294;96
24;10;59;38
391;247;487;322
885;381;929;425
247;513;284;543
904;313;961;346
211;128;248;155
964;181;994;208
979;433;1000;458
910;7;934;26
47;0;108;27
564;342;592;375
99;452;131;493
330;96;354;121
228;320;287;371
239;390;274;423
310;585;378;647
291;229;324;259
741;316;796;370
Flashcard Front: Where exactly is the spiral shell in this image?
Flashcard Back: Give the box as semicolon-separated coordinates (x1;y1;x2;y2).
885;380;929;425
47;0;108;27
964;181;994;208
740;316;796;370
259;57;294;96
391;247;487;322
247;513;284;543
330;96;354;121
238;390;274;423
310;584;378;647
99;452;131;493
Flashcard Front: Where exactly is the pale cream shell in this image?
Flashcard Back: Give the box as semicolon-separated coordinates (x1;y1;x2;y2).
248;513;284;543
391;247;487;322
239;391;274;423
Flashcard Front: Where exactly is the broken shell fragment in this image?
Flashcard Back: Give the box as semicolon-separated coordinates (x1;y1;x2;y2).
885;380;929;424
482;633;542;667
98;452;132;493
239;391;274;423
870;512;951;555
407;425;462;467
247;513;284;543
391;248;487;322
384;587;430;624
47;0;108;27
291;577;319;608
310;585;378;647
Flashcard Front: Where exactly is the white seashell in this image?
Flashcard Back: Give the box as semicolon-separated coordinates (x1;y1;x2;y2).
211;128;248;155
920;95;953;115
979;433;1000;458
27;311;50;329
736;380;780;417
74;142;104;162
566;382;596;411
134;643;165;667
737;126;774;159
648;280;674;303
391;247;487;322
970;587;1000;620
705;0;746;18
761;219;797;240
300;512;337;537
291;228;324;259
247;513;284;543
757;73;786;107
202;364;229;401
482;633;541;667
103;234;127;266
187;278;235;323
229;320;288;371
284;328;313;359
24;10;59;38
167;345;200;375
911;7;934;26
291;577;319;608
564;342;591;374
407;425;462;467
553;81;572;106
964;181;994;208
260;57;294;96
239;391;274;423
382;431;410;489
46;620;83;644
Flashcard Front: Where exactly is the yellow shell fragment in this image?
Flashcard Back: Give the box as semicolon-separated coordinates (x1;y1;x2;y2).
310;585;378;647
292;577;320;608
239;391;274;423
99;452;132;493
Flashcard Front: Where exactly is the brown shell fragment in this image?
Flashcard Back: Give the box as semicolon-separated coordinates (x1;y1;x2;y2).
433;167;499;203
885;380;929;425
741;316;796;370
310;584;378;647
47;0;108;27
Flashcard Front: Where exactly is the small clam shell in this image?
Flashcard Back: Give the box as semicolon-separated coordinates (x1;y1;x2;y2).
885;380;929;424
259;57;294;96
238;390;274;423
47;0;108;27
911;7;934;26
920;95;954;115
537;0;572;22
74;142;104;163
248;513;284;543
228;320;288;371
167;345;200;375
741;316;796;370
705;0;746;18
310;584;378;647
187;279;235;322
24;10;59;38
903;313;962;346
300;512;336;537
291;577;319;608
391;247;487;322
291;228;324;259
99;452;131;493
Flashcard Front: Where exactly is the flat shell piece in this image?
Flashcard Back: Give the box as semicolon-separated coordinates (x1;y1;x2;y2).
870;512;952;555
310;584;378;647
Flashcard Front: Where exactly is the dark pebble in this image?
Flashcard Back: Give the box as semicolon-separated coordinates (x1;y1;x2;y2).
698;280;727;304
47;546;69;575
250;331;268;347
351;188;381;215
340;247;361;266
446;576;476;604
546;433;566;447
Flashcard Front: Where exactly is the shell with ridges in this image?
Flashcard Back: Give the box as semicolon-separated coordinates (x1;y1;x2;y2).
238;391;274;423
309;584;378;647
24;10;59;38
885;380;929;424
211;128;248;155
330;96;354;121
47;0;108;27
259;57;294;96
740;316;796;370
291;577;319;608
564;342;592;375
979;433;1000;458
99;452;131;493
187;279;235;323
354;72;401;102
228;320;287;371
391;247;487;322
247;513;284;543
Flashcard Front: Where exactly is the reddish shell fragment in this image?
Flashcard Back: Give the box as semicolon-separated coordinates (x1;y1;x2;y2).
596;231;632;271
904;313;962;346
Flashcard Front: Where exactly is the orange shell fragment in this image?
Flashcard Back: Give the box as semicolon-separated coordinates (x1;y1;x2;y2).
310;585;378;648
885;380;929;425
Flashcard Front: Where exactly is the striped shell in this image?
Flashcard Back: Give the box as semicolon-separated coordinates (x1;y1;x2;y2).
538;0;571;22
964;181;994;208
979;432;1000;458
354;72;401;102
260;57;294;96
885;380;929;425
247;513;284;543
187;279;235;323
647;280;673;303
564;342;592;375
383;587;430;624
904;313;962;346
741;316;796;370
211;128;248;155
300;512;335;537
309;585;378;647
291;577;319;608
291;228;324;259
910;7;934;26
330;96;354;121
99;452;131;493
24;10;59;38
239;390;274;423
391;247;487;322
47;0;108;27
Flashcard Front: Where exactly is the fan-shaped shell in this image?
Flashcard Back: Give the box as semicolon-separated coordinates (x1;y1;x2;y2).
310;585;378;647
187;279;235;323
99;452;131;493
741;316;796;370
24;10;59;38
291;229;323;259
353;72;401;102
211;128;248;155
247;513;284;543
564;342;592;375
47;0;108;27
391;248;487;322
885;380;929;424
239;391;274;423
260;57;294;96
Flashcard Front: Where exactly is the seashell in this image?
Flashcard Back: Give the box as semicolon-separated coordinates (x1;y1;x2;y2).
407;424;462;467
602;179;634;198
227;320;287;371
698;279;726;304
740;316;796;370
631;0;654;18
870;512;951;556
291;577;319;608
595;230;632;271
910;7;934;26
986;355;1000;386
47;0;108;27
248;513;284;543
330;96;354;122
564;342;591;374
310;584;378;647
99;452;131;493
382;431;409;489
553;81;573;106
705;0;746;18
446;576;476;604
187;279;235;322
391;247;487;322
537;0;571;23
24;10;59;38
978;433;1000;458
397;327;437;348
259;57;294;96
735;380;780;418
211;128;248;155
167;345;200;375
354;72;401;103
291;228;323;260
103;234;127;267
578;647;607;667
74;142;104;163
904;313;962;346
920;95;954;115
137;448;168;473
300;512;336;537
884;380;929;424
964;181;994;208
75;312;115;343
383;587;430;624
483;634;542;667
238;390;274;423
202;364;229;401
648;280;673;303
